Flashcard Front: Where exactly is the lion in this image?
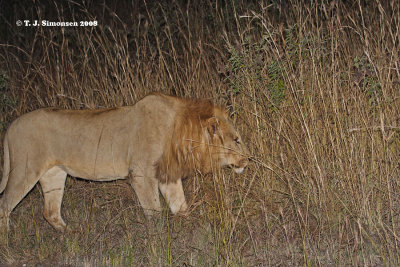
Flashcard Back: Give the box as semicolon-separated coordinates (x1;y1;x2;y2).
0;92;249;232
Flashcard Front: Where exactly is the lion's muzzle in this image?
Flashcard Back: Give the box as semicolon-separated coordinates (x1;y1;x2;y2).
232;158;249;174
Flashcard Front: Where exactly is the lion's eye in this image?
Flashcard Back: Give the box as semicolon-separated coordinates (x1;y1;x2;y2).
234;137;240;145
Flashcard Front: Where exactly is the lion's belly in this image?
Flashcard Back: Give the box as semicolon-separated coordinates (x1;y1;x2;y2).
59;165;129;181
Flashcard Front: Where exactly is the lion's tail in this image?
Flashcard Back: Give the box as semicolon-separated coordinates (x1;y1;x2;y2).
0;134;10;193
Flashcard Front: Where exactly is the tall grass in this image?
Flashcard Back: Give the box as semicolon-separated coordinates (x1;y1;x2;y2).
0;0;399;265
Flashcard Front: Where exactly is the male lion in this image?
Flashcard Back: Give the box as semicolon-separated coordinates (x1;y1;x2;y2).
0;93;249;232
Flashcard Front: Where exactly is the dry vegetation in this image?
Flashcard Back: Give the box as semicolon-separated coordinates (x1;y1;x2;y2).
0;0;400;265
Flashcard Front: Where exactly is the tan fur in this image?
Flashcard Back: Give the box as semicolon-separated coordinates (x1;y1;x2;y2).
0;93;249;232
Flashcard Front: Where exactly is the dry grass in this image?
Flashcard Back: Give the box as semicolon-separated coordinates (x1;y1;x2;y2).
0;0;400;265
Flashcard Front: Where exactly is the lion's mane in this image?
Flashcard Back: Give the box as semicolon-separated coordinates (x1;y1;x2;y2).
155;98;221;183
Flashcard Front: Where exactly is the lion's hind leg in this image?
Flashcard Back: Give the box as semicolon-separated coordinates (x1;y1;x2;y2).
0;161;47;231
39;166;67;232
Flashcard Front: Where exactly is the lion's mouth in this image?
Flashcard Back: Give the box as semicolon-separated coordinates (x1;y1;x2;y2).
231;164;246;174
233;167;245;174
230;158;248;174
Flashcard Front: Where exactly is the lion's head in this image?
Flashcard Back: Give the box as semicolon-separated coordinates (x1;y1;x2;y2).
156;98;249;183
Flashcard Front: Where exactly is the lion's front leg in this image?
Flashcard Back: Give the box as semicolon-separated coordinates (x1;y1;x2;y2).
128;170;161;217
159;178;188;214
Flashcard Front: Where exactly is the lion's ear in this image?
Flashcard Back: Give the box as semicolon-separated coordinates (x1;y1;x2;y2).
206;117;219;136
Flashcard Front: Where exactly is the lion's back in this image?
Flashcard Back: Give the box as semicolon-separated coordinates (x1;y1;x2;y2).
7;93;179;137
3;93;185;180
6;93;179;158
